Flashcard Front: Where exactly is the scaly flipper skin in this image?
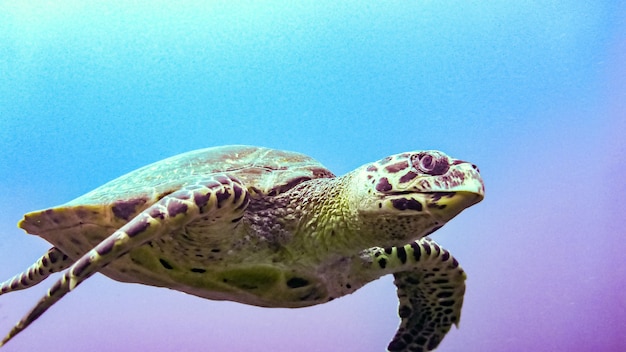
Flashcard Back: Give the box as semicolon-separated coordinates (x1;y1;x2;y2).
0;248;71;295
357;237;465;352
0;174;249;347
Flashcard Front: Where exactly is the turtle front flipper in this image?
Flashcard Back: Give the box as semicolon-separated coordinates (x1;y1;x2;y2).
0;175;250;347
0;247;71;295
358;237;466;352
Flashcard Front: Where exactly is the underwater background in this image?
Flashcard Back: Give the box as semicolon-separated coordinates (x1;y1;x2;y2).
0;1;624;351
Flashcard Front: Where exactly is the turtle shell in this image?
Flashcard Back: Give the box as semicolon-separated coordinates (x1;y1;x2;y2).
71;145;335;204
19;145;335;258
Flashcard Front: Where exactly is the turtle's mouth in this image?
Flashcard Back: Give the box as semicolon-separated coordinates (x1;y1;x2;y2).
377;189;482;221
424;191;484;222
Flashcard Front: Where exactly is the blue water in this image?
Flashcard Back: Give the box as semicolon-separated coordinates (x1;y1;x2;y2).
1;2;624;351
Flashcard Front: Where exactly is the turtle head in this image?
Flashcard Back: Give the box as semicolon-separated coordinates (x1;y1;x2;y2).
349;150;484;241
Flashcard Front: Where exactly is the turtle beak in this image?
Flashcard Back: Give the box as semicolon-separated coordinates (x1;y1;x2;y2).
425;166;485;222
426;191;483;222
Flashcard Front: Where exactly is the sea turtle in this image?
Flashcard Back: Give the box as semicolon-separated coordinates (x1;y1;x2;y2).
0;145;484;351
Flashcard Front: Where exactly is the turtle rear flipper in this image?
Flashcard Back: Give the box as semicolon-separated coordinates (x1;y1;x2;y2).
0;248;72;295
0;175;250;347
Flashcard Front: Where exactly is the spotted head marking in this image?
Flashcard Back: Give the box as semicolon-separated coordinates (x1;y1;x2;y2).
349;150;484;227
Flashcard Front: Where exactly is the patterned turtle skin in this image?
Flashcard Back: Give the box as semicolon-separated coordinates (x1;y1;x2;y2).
0;145;484;351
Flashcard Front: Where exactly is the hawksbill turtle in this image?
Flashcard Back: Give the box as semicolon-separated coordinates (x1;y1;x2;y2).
0;145;484;351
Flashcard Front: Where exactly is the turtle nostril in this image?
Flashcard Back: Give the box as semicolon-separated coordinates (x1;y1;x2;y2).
452;160;479;173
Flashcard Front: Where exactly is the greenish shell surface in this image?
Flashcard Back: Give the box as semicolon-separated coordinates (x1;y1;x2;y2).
19;145;337;307
70;145;335;205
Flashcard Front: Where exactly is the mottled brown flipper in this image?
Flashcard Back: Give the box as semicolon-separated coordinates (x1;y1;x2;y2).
0;174;249;347
358;238;466;352
0;248;72;295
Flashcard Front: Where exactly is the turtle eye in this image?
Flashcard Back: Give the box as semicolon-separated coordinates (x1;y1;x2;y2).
419;154;436;171
411;153;449;175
